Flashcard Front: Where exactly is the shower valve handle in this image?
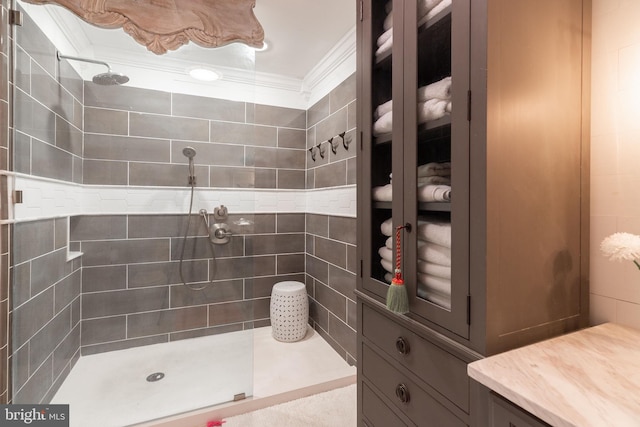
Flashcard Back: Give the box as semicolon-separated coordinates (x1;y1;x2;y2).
214;228;232;238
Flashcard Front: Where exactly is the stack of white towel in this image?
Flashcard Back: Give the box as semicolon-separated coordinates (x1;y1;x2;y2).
372;75;452;137
418;76;452;124
416;217;451;309
372;161;451;203
375;0;453;59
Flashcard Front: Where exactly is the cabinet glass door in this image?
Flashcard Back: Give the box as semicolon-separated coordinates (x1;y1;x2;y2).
403;0;470;338
361;0;403;298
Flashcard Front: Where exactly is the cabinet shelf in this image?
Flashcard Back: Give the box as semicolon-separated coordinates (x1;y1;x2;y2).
418;3;452;32
418;202;451;212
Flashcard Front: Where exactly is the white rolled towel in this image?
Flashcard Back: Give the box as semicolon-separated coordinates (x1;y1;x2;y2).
418;0;444;17
377;27;393;47
417;287;451;310
374;99;392;120
381;258;394;273
417;219;451;248
418;184;451;202
418;175;451;185
418;261;451;279
418;98;448;124
385;236;393;249
384;272;393;283
375;34;393;57
372;184;392;202
417;241;451;266
418;273;451;296
381;218;393;237
418;76;452;101
373;110;392;136
445;101;452;113
418;0;452;26
418;162;451;177
383;10;393;31
378;246;393;262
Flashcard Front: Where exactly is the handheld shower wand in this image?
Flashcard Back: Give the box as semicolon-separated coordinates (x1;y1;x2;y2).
182;146;197;186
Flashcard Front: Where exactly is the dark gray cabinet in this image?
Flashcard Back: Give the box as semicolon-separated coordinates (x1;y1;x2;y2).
357;0;590;425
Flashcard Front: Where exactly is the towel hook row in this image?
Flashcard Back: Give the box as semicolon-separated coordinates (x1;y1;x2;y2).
308;132;351;161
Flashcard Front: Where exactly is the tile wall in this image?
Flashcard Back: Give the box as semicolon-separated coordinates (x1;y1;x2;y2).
6;4;358;404
590;0;640;328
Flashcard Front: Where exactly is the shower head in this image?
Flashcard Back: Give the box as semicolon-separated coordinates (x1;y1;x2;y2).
93;71;129;86
57;52;129;86
182;147;197;159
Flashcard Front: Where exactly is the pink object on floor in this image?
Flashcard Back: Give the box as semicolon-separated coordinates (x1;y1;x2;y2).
206;421;225;427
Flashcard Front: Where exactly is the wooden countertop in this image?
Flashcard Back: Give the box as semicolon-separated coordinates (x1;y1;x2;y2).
468;323;640;427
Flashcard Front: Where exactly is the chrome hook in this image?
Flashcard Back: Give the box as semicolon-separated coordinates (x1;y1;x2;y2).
317;142;326;159
308;146;317;161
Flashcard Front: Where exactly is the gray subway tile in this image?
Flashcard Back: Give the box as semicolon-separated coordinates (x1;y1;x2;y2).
277;254;305;275
328;264;356;300
276;213;305;233
170;279;243;308
128;214;207;238
84;134;170;162
12;287;54;349
82;265;127;293
210;121;277;147
70;215;127;241
15;46;30;93
30;248;70;296
127;306;208;338
347;157;357;185
130;113;208;141
315;108;348;143
306;254;329;285
315;160;347;188
52;325;80;380
246;147;305;169
12;355;52;404
278;170;305;189
15;9;57;77
13;220;54;265
82;287;170;318
80;239;170;266
315;236;347;269
249;104;306;129
129;163;208;187
172;94;245;122
29;306;71;370
329;216;357;245
31;61;73;119
170;236;243;260
330;73;356;114
315;282;346;321
14;90;56;145
213;256;275;281
208;299;269;327
84;83;171;114
245;234;304;256
58;58;83;102
348;100;357;132
82;160;128;185
278;128;306;149
172;141;245;167
54;218;67;250
255;169;277;189
346;245;357;274
306;214;329;237
210;167;254;188
308;94;330;128
54;270;81;314
81;316;126;346
32;139;73;181
347;299;357;330
329;313;357;357
227;213;276;235
84;108;128;135
12;262;30;308
128;260;208;288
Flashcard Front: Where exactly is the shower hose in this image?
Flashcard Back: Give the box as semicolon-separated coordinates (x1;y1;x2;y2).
178;170;218;291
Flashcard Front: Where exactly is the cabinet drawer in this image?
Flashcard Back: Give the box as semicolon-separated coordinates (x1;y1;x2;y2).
489;393;550;427
362;381;414;427
362;304;469;412
362;343;466;427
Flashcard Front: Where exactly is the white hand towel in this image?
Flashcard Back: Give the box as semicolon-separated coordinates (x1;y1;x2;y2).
418;273;451;296
417;76;452;101
385;236;393;249
418;0;452;26
418;261;451;279
417;184;451;202
418;0;443;17
445;101;452;113
378;246;393;262
377;27;393;47
418;175;451;185
417;162;451;177
373;110;392;136
417;219;451;248
381;258;394;273
374;99;393;120
384;272;393;283
375;34;393;57
372;184;393;202
383;10;393;31
381;218;393;237
418;98;448;124
417;241;451;266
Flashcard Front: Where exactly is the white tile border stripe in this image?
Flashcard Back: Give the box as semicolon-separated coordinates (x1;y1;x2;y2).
5;174;356;222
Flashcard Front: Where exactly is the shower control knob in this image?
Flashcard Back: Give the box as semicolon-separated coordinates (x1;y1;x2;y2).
210;223;232;245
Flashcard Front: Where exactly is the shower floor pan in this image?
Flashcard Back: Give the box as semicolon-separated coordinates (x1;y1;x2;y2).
51;326;356;427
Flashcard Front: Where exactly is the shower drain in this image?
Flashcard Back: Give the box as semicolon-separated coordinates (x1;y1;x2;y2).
146;372;165;382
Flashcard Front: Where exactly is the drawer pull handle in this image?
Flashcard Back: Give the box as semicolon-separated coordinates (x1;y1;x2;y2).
395;337;410;355
395;383;410;403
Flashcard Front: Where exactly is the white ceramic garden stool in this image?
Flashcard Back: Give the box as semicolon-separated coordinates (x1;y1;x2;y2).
270;281;309;342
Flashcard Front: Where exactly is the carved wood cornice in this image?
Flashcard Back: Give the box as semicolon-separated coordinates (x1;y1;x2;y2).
22;0;265;55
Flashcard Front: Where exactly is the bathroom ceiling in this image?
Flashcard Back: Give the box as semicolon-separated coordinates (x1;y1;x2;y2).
42;0;356;81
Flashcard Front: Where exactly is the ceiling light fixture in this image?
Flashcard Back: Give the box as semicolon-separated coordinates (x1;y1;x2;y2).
188;67;221;82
